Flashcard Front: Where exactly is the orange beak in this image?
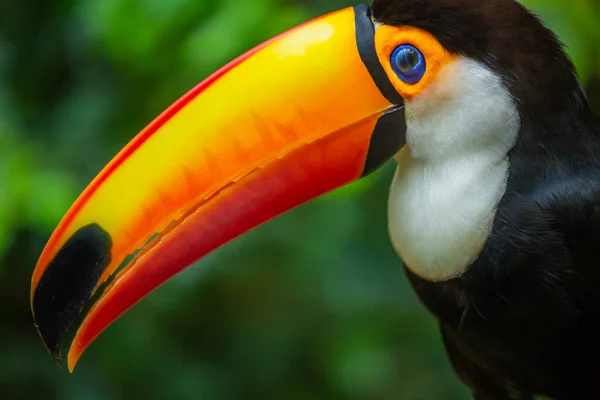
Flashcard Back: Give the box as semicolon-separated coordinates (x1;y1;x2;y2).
30;4;405;372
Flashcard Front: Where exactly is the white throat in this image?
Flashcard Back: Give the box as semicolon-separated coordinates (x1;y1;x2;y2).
388;58;520;282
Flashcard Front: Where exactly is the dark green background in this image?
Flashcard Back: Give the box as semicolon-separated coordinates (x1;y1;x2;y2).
1;0;599;399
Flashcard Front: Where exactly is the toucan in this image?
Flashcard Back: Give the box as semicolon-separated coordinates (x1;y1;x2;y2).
30;0;600;398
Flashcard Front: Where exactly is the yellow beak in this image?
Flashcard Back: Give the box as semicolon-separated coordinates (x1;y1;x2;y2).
30;4;405;372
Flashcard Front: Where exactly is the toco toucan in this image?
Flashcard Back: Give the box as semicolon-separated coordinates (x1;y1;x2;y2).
30;0;600;398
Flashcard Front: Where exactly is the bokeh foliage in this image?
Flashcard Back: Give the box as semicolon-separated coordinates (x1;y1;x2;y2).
1;0;598;399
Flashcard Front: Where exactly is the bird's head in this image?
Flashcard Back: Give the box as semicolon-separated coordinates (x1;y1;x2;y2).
373;0;589;157
30;0;590;371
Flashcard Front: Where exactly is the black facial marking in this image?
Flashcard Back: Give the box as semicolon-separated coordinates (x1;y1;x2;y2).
354;4;404;105
354;4;407;176
361;106;407;177
32;224;112;363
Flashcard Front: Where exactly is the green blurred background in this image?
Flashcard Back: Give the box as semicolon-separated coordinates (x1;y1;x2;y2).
1;0;598;399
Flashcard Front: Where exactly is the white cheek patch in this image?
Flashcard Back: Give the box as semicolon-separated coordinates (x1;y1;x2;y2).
387;58;520;282
405;58;519;161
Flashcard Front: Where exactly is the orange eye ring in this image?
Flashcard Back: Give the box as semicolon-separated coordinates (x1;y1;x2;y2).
375;25;455;99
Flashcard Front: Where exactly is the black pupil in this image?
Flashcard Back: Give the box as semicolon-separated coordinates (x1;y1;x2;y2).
397;48;419;73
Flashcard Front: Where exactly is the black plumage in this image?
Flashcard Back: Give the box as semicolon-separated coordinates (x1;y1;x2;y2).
373;0;600;398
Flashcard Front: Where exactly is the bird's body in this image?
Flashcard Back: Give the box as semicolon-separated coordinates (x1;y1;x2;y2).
376;1;600;397
406;117;600;399
407;156;600;398
30;1;600;398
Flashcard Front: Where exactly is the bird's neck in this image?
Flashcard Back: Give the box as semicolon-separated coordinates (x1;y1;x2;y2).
388;147;512;282
387;58;521;282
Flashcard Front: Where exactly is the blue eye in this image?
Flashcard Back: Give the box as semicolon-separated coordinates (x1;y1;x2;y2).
391;44;426;84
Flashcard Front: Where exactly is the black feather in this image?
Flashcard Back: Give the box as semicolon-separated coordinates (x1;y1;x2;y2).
373;0;600;398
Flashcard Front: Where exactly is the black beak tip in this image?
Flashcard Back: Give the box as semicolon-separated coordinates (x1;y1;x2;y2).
31;223;113;366
32;318;63;366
